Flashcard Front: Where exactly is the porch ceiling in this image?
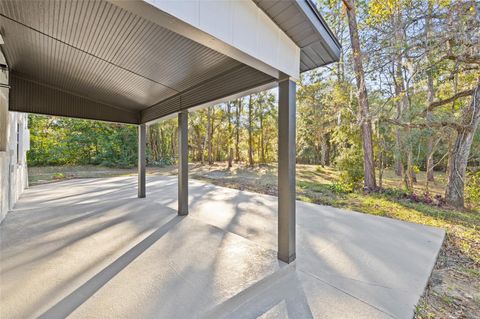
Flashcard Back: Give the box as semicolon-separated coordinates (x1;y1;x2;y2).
0;0;275;124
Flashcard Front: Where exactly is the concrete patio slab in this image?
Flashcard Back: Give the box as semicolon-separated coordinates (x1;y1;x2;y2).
0;176;444;319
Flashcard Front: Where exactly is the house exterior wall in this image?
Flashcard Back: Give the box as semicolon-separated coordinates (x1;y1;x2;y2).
0;89;29;224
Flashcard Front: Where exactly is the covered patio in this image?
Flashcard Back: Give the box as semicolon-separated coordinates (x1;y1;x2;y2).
1;175;444;318
0;0;342;264
0;0;445;318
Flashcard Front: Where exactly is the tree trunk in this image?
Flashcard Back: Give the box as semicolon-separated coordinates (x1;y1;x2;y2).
445;84;480;208
235;99;241;163
344;0;376;190
248;95;254;167
394;129;403;176
227;103;233;169
426;138;435;182
426;1;435;183
260;111;265;163
160;127;165;158
207;106;213;165
201;133;206;165
392;8;414;191
377;123;385;188
379;150;384;189
320;133;331;166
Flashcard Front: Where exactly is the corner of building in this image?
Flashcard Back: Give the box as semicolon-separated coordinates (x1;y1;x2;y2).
0;82;29;224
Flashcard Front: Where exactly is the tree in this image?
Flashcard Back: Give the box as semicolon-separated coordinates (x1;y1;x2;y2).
445;84;480;207
425;0;436;183
235;98;242;162
248;95;254;167
207;106;214;165
227;102;234;169
343;0;376;190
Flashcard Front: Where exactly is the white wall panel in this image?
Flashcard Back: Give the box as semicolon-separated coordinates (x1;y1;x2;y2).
151;0;200;26
199;0;233;44
144;0;300;78
231;1;259;57
256;11;279;69
278;30;300;76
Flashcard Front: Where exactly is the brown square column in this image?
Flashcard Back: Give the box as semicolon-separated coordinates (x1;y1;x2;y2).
178;110;189;215
278;78;296;263
138;123;146;198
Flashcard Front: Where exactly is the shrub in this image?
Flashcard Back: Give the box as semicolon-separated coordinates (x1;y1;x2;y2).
335;147;364;191
329;182;353;193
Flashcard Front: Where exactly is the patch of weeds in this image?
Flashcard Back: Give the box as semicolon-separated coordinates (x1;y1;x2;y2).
459;267;480;278
297;180;331;193
415;301;436;319
297;194;314;203
436;291;455;306
328;181;353;193
52;172;65;180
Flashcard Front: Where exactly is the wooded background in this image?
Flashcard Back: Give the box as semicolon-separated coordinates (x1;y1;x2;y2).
27;0;480;209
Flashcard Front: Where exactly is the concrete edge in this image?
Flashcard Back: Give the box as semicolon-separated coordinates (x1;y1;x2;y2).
409;229;447;318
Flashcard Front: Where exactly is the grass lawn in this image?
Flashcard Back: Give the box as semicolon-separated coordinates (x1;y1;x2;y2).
29;163;479;318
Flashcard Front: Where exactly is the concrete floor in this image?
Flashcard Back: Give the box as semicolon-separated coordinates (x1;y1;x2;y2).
0;176;444;319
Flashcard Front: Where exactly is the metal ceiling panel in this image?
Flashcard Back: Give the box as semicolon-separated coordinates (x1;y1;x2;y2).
0;0;244;93
10;74;139;124
1;0;263;123
1;18;178;110
0;0;338;123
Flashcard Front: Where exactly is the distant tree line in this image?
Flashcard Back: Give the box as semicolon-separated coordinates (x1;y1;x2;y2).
28;116;138;168
27;91;279;169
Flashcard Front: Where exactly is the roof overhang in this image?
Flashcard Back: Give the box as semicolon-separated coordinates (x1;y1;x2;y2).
0;0;339;124
253;0;341;72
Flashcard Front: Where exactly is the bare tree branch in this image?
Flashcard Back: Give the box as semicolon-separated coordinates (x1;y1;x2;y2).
422;88;475;114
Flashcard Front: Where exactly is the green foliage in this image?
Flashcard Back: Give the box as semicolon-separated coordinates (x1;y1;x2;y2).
328;181;353;194
335;146;364;192
412;165;420;175
28;115;137;168
466;170;480;208
148;118;178;165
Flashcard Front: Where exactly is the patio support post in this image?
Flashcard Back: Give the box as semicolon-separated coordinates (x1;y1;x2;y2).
178;110;189;215
138;123;146;198
278;78;296;263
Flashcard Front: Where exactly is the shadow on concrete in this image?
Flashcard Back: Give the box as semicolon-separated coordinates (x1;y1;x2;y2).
202;265;314;319
37;216;184;319
0;175;444;319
